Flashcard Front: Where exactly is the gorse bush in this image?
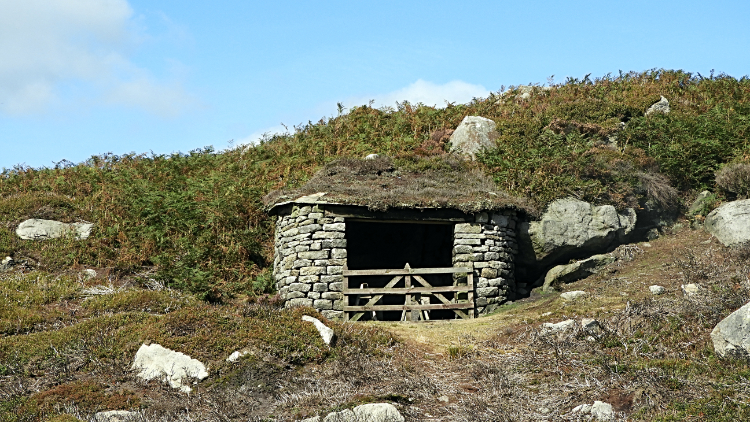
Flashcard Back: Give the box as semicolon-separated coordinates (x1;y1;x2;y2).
1;69;748;299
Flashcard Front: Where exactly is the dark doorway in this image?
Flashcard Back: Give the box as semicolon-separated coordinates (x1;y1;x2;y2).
345;220;456;320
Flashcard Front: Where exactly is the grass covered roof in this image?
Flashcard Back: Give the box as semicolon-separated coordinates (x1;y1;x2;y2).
264;154;533;214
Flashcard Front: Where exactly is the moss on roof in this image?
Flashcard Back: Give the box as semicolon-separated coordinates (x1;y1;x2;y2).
264;155;534;214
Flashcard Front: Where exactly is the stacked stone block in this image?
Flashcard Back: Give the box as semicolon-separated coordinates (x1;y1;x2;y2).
273;205;346;320
452;210;518;315
273;204;519;319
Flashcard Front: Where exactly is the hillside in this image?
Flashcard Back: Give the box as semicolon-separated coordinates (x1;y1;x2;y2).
2;69;750;421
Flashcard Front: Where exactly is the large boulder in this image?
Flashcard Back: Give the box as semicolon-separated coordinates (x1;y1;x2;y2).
526;198;636;266
705;199;750;247
131;343;208;393
542;254;615;291
449;116;497;160
711;302;750;359
16;219;93;240
645;96;670;116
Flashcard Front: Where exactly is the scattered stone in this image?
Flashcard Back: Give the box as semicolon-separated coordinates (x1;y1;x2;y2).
302;315;335;346
681;283;701;297
16;218;93;240
572;401;614;420
305;403;404;422
0;256;13;271
438;395;450;403
94;410;139;422
353;403;404;422
226;350;249;362
364;153;380;160
526;198;636;266
541;319;576;335
649;285;666;295
646;228;660;240
581;318;602;333
542;254;615;291
704;199;750;247
711;301;750;359
82;268;97;280
131;343;208;393
449;116;498;160
560;291;587;301
645;96;670;116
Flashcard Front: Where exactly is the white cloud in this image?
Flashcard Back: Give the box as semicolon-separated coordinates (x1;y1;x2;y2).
234;125;291;148
345;79;491;110
237;80;490;149
0;0;195;116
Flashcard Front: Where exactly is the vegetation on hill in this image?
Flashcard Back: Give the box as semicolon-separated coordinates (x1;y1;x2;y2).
1;69;749;300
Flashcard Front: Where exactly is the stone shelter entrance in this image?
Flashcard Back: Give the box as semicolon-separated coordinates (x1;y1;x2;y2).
264;156;528;321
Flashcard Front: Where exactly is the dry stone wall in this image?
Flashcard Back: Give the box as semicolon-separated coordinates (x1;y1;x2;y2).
273;205;347;320
273;205;519;319
452;211;518;315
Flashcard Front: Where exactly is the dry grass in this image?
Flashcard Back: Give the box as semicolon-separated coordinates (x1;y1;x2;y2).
264;155;533;214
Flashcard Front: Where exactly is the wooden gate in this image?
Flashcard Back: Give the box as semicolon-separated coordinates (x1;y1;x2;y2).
342;264;474;322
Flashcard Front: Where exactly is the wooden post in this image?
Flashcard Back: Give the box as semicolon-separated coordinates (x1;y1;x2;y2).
404;263;416;321
467;272;475;319
343;264;349;321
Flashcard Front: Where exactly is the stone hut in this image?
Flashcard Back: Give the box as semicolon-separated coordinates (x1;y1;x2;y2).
264;156;530;321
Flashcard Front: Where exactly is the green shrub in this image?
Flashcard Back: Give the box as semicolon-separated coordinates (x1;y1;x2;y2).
716;161;750;198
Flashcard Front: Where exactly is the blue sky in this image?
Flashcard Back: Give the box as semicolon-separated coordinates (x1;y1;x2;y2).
1;0;749;169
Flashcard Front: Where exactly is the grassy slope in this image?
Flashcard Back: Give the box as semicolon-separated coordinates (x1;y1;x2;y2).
1;69;749;300
2;69;750;420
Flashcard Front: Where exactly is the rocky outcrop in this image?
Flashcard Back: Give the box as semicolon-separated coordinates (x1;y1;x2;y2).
131;343;208;393
448;116;497;160
711;302;750;359
542;254;615;291
705;199;750;247
16;218;93;240
302;315;335;345
524;198;636;267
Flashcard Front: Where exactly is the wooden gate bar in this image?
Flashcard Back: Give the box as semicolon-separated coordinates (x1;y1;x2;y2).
343;264;474;321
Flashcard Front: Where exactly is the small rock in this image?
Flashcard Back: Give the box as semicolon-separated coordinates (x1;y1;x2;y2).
438;395;449;403
131;343;208;393
681;283;701;297
541;312;552;317
572;401;614;420
688;190;714;216
94;410;139;422
0;256;13;271
646;228;660;240
560;291;587;301
300;417;321;422
302;315;335;345
82;269;97;280
542;254;616;291
541;319;576;335
649;285;666;295
581;318;601;333
226;350;247;362
353;403;404;422
645;95;670;116
322;409;354;422
364;153;380;160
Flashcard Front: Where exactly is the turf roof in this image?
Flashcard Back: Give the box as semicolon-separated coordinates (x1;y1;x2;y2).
264;155;533;214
